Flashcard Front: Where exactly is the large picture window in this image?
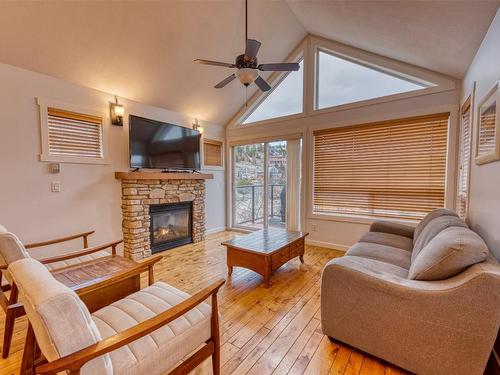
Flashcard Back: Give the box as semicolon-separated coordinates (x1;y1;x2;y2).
313;113;449;220
243;60;303;124
315;49;426;110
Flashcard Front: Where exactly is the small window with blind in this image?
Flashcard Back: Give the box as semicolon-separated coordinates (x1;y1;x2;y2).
475;81;500;165
313;113;450;220
38;98;107;164
203;139;223;168
457;96;473;218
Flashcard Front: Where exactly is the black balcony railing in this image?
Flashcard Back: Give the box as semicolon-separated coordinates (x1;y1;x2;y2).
234;184;285;226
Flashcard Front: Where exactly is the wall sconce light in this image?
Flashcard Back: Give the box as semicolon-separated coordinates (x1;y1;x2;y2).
192;118;204;134
110;95;125;126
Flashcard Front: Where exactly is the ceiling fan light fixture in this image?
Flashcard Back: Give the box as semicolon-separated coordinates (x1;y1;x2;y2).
236;68;258;85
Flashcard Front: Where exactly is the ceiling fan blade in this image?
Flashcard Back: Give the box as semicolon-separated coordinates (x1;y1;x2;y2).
254;76;271;92
258;62;300;71
214;74;236;88
194;59;236;68
245;39;261;59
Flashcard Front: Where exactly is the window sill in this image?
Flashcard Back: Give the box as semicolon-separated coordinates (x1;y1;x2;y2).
40;154;110;165
202;166;224;172
308;212;419;226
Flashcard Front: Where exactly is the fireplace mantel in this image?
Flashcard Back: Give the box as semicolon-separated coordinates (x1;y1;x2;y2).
115;171;213;180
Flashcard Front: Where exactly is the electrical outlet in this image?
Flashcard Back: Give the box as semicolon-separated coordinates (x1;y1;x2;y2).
311;223;317;232
51;181;61;193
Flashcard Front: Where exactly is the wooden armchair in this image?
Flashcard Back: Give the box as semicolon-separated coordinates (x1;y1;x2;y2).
0;227;124;358
10;258;225;375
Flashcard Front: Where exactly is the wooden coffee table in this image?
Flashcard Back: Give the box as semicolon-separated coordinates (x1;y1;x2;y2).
222;228;309;288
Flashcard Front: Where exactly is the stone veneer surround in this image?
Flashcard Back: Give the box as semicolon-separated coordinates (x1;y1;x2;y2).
120;178;206;260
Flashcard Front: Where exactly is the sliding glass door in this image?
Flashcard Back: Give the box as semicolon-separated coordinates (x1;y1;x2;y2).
233;143;265;229
267;141;287;228
232;140;301;231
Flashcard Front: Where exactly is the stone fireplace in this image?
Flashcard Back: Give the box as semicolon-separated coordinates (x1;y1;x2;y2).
115;172;213;260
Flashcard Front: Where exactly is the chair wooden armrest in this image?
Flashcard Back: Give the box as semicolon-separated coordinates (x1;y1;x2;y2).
25;230;95;250
35;279;225;375
38;240;123;265
73;255;163;297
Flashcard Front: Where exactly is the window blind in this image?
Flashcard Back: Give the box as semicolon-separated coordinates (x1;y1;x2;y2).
457;99;472;218
47;107;103;159
204;139;223;167
477;102;497;157
313;113;449;220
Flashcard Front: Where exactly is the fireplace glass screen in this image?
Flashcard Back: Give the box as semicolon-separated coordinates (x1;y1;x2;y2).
150;202;192;253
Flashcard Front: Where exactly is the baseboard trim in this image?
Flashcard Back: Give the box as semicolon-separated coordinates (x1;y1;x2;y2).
306;239;348;252
206;227;227;235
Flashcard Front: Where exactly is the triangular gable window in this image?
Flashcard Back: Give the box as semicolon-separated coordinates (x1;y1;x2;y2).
316;50;428;110
243;60;303;124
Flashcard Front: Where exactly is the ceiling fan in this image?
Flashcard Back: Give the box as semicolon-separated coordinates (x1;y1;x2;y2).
194;0;300;92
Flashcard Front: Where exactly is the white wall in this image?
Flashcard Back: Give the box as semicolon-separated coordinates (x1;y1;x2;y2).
0;63;225;254
462;9;500;260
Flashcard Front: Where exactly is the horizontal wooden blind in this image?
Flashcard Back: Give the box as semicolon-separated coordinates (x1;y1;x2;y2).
457;99;472;218
47;107;103;159
204;139;223;167
313;113;449;220
477;102;497;157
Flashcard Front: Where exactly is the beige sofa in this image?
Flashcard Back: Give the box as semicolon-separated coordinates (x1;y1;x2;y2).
321;209;500;375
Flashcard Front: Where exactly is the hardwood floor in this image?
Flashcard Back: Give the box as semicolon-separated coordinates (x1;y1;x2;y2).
0;231;410;375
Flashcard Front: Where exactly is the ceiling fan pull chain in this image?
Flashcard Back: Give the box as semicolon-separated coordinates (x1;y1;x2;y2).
245;0;248;43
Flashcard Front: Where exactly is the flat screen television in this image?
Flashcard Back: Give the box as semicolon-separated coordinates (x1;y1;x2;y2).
129;115;201;171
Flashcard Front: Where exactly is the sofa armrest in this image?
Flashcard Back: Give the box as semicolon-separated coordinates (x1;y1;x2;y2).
321;256;500;375
369;221;415;239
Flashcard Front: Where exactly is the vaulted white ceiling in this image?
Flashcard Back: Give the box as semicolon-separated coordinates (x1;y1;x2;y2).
286;0;500;79
0;1;497;125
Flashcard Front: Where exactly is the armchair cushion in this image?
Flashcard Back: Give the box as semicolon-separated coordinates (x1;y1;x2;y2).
0;230;30;266
409;227;489;280
358;231;413;251
92;282;212;375
8;258;112;375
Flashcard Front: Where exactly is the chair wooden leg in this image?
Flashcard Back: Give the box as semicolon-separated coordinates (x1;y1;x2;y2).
211;293;220;375
2;282;20;358
21;324;37;375
148;265;154;286
9;283;19;304
2;308;15;358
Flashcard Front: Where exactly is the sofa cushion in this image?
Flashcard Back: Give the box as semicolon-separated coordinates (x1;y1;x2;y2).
413;208;458;243
92;281;211;375
409;227;489;281
359;231;413;251
347;242;412;269
326;255;410;279
411;216;468;262
369;221;415;239
8;258;112;375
